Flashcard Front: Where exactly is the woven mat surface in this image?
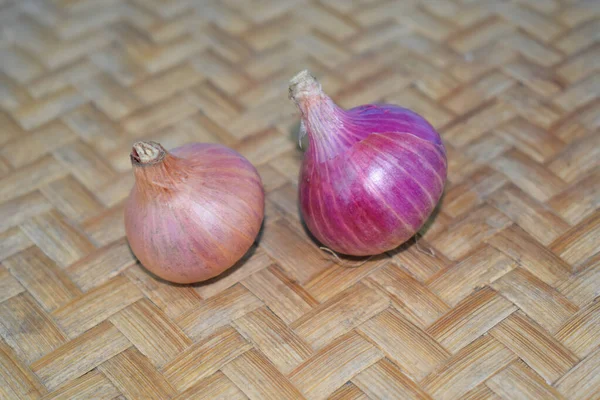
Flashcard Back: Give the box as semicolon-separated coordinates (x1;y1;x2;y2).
1;0;600;399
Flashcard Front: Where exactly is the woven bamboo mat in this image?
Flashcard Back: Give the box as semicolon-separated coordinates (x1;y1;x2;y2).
1;0;599;399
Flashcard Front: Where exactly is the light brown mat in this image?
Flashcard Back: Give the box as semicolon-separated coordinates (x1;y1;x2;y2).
0;1;599;399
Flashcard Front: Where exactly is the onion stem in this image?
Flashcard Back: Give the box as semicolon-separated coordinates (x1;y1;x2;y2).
131;141;166;166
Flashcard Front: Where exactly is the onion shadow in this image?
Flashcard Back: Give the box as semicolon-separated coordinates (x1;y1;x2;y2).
295;185;447;263
387;187;446;258
126;218;266;287
296;200;388;266
190;218;266;288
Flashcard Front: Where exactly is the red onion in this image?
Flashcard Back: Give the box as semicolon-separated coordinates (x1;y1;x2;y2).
124;141;264;284
289;70;447;256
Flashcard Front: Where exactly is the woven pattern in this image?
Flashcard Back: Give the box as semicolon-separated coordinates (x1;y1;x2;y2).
1;0;599;399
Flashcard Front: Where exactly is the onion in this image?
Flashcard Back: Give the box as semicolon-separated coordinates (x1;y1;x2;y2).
289;70;447;256
124;141;264;284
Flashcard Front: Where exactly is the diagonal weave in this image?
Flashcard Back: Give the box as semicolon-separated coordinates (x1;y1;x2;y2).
1;0;599;399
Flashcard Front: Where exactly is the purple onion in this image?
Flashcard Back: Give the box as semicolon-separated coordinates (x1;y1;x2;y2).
289;70;448;256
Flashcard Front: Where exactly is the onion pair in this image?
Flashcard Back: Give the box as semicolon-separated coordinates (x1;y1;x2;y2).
125;70;447;283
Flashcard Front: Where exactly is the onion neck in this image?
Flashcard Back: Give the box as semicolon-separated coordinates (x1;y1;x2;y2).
289;70;354;162
130;141;191;197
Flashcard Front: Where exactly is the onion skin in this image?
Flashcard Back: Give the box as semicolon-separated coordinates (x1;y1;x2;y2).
125;141;264;284
290;70;447;256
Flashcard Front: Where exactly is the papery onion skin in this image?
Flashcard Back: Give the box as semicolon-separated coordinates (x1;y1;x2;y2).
124;141;264;284
290;70;447;256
